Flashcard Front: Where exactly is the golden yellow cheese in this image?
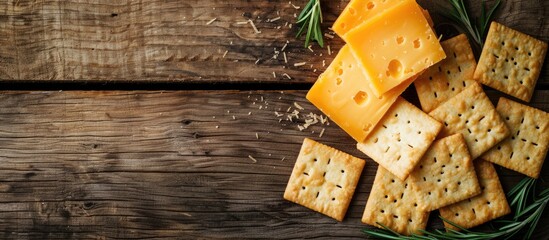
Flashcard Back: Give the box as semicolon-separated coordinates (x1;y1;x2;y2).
343;0;446;97
306;45;415;142
333;0;434;38
332;0;405;37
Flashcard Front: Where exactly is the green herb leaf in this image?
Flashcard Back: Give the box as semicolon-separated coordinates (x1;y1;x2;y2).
296;0;324;48
362;177;549;239
440;0;501;50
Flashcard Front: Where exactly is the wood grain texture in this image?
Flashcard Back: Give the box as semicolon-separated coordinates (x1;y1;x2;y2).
0;89;547;239
0;0;547;86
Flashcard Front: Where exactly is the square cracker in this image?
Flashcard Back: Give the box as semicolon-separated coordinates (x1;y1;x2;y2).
482;98;549;178
409;134;481;212
357;97;442;180
284;138;365;221
362;166;429;236
429;82;510;159
474;21;548;102
439;159;511;230
415;34;478;112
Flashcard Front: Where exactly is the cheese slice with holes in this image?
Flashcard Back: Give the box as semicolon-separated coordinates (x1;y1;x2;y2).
343;0;446;97
307;45;416;142
332;0;406;37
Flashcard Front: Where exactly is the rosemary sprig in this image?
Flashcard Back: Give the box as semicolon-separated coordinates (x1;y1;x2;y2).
362;177;549;240
440;0;501;50
296;0;324;48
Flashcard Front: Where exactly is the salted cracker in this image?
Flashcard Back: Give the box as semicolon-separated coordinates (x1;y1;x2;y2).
474;21;548;102
482;98;549;178
415;34;477;112
439;159;511;230
357;97;442;180
284;138;365;221
362;166;429;236
409;134;481;212
429;82;510;159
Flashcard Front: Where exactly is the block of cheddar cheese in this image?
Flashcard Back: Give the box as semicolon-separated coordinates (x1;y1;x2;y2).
332;0;405;37
306;45;416;142
343;0;446;97
333;0;434;37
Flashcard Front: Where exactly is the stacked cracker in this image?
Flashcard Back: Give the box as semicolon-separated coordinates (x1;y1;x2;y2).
284;1;548;236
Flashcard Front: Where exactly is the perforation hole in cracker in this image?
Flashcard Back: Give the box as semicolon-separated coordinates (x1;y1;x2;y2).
362;166;429;236
429;82;510;159
357;97;442;180
284;138;365;221
409;134;481;212
474;22;548;102
414;34;478;112
439;160;511;230
482;98;549;179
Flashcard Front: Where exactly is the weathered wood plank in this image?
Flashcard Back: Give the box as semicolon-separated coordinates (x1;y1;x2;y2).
0;0;548;86
0;89;547;239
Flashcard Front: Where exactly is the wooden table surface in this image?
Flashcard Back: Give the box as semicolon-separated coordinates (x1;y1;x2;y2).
0;0;548;239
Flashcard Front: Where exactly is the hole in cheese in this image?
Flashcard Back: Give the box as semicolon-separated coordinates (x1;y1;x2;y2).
366;1;375;10
336;77;342;85
413;39;421;48
386;59;403;78
337;68;344;75
396;36;405;45
340;22;346;30
354;91;368;105
349;7;356;15
362;123;372;133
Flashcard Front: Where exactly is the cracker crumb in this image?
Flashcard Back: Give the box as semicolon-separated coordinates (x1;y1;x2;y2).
270;16;281;22
248;19;261;34
281;41;289;52
294;102;305;110
324;33;334;39
319;128;325;138
248;112;252;115
215;125;219;129
206;18;217;25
